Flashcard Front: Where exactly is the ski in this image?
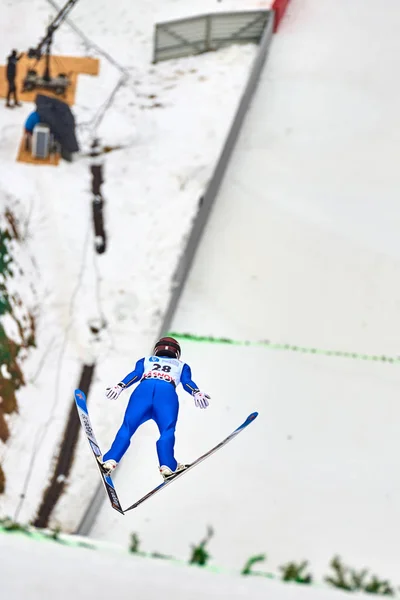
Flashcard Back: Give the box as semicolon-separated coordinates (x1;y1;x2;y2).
74;389;124;515
124;411;258;513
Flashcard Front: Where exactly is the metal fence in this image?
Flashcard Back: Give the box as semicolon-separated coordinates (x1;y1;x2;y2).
153;10;272;63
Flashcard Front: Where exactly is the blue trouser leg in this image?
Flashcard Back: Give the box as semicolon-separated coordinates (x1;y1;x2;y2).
152;382;179;471
103;382;152;463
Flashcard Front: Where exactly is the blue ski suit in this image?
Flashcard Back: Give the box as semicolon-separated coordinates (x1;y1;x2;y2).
103;355;199;470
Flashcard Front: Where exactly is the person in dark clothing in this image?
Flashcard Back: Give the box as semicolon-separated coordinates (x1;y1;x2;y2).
6;50;23;108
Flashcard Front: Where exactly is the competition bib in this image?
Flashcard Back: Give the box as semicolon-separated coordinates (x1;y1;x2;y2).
142;356;184;386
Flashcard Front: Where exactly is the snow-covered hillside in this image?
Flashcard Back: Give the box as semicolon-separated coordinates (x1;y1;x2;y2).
89;0;400;586
4;0;400;592
0;528;376;600
0;0;270;523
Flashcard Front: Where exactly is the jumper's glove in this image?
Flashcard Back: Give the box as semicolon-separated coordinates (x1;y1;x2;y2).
193;390;210;409
106;383;125;400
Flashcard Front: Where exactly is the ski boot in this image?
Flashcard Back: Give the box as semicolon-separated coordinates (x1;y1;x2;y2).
159;463;188;481
97;456;117;476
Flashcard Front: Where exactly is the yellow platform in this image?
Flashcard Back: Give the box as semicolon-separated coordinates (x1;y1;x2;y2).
16;134;61;166
1;54;99;165
0;54;100;106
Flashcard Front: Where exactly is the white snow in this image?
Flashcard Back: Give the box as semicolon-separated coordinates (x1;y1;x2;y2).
0;0;267;527
88;0;400;586
3;0;400;592
0;530;371;600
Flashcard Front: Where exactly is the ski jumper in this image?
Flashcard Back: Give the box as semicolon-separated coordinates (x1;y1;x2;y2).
103;356;199;470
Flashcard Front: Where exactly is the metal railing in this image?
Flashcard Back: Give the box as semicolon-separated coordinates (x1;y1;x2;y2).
153;10;271;63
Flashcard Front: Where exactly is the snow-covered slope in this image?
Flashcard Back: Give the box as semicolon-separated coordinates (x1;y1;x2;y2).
87;0;400;586
4;0;399;590
0;530;370;600
0;0;268;522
